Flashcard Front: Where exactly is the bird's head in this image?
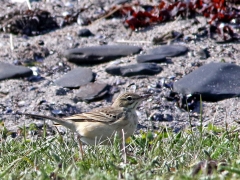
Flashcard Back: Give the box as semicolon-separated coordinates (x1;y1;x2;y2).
112;92;149;109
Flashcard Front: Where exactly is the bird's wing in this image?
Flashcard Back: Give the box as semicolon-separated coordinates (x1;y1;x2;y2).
64;107;125;123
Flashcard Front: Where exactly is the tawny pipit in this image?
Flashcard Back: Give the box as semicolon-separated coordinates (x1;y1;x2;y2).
25;92;148;145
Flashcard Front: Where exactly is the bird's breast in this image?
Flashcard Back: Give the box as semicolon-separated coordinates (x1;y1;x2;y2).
121;110;138;138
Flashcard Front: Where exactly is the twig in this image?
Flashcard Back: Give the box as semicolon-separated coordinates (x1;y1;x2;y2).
91;5;123;25
9;34;14;51
26;0;32;10
121;129;127;164
116;40;152;44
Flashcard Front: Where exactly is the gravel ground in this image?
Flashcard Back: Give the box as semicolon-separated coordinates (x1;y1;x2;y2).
0;0;240;136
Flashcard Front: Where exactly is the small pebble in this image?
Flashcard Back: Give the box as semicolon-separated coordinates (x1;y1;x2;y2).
78;28;94;37
51;109;65;115
18;101;26;107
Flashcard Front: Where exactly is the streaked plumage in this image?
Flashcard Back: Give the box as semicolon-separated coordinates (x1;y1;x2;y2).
25;92;148;145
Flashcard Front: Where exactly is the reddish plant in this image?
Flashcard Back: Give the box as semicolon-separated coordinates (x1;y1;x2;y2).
110;0;240;40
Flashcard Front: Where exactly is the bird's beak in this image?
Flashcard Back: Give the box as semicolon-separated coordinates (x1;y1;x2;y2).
140;94;151;100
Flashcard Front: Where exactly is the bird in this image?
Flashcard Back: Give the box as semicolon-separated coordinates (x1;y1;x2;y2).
24;92;149;147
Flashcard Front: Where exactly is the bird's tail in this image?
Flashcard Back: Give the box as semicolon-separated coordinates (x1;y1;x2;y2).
23;113;76;131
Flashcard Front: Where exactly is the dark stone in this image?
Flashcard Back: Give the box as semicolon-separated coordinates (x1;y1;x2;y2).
136;54;167;63
150;113;164;121
106;63;162;77
0;62;33;80
56;88;69;96
38;40;44;46
77;28;94;37
173;62;240;101
148;45;188;57
55;67;94;88
195;48;210;59
75;82;109;101
150;112;172;121
114;0;131;5
64;45;142;64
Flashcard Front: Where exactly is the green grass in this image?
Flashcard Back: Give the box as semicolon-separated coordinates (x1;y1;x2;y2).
1;123;240;179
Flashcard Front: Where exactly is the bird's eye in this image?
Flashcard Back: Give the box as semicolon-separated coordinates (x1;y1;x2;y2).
126;96;133;101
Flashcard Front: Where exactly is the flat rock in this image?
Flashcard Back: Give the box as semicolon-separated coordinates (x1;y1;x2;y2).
106;63;162;76
173;62;240;101
0;62;33;80
55;67;94;88
148;45;188;57
136;54;167;63
75;82;109;101
64;45;142;64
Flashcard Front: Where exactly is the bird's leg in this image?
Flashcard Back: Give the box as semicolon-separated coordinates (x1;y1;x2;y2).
77;135;84;159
